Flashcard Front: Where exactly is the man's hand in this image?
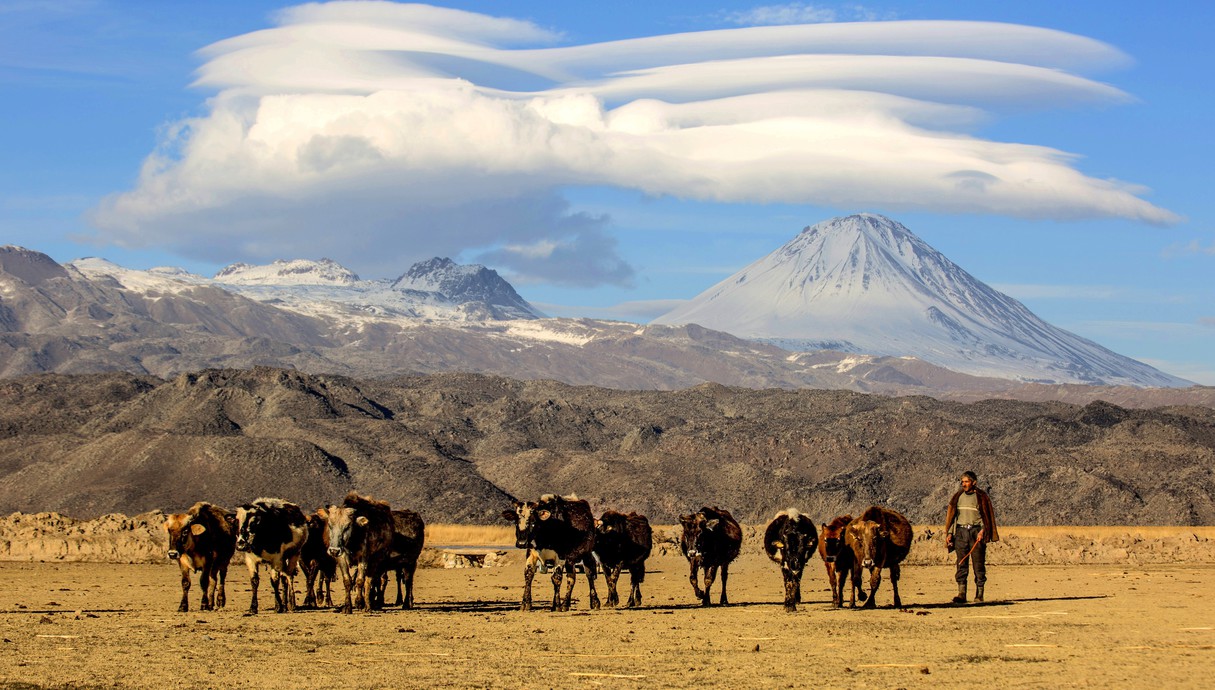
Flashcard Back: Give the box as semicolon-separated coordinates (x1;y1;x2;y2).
945;534;954;549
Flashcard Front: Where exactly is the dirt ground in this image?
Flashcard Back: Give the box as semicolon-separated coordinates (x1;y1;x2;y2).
0;548;1212;689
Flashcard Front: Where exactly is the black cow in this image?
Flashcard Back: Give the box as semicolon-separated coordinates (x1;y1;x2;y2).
818;514;863;608
594;511;652;608
502;494;599;612
376;508;425;609
300;511;337;609
679;506;742;606
846;505;914;609
318;492;395;614
163;502;237;612
763;508;819;612
234;498;309;614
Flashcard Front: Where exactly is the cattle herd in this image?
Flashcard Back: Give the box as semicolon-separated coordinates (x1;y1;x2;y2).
163;492;912;615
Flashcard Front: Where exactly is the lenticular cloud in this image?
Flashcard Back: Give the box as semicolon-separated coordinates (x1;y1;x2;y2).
91;1;1177;284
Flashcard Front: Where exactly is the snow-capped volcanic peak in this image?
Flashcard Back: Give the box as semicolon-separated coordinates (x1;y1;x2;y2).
214;258;360;286
392;257;532;307
653;214;1191;387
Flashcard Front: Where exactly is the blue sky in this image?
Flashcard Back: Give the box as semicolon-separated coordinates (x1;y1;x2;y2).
2;1;1212;384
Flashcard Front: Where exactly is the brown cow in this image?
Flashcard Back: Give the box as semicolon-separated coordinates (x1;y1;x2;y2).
163;502;237;612
818;514;864;608
594;511;653;608
318;492;395;614
679;506;742;606
763;508;818;612
845;505;913;609
376;508;425;609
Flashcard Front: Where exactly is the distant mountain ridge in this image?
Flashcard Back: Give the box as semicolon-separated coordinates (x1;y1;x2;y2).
652;214;1189;388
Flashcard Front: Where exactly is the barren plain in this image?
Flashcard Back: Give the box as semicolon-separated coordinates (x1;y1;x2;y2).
2;536;1213;689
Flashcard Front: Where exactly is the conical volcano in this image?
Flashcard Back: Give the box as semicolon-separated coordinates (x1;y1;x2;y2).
652;214;1189;387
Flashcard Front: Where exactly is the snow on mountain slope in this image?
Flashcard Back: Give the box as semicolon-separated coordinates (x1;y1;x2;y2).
652;214;1191;387
70;256;544;325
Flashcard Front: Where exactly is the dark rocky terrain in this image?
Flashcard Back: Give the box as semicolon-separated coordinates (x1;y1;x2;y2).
0;368;1210;525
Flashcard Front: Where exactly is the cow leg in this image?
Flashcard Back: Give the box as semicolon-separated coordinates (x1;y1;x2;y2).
825;563;840;608
794;565;805;604
890;563;902;608
267;568;285;613
782;570;798;612
702;565;718;607
521;551;538;611
336;555;354;614
849;566;863;608
177;560;192;613
551;561;567;612
246;558;260;615
583;554;600;610
216;562;229;610
687;556;705;602
402;564;416;609
626;561;644;608
199;562;215;611
302;561;318;609
719;563;730;606
864;566;881;609
604;563;621;608
285;555;300;612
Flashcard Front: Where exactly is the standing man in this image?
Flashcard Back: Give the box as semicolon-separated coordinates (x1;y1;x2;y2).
944;471;998;603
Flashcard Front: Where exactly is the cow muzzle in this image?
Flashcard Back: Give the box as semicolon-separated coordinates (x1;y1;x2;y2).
327;547;343;557
824;554;836;564
235;539;249;551
863;558;874;569
167;550;180;560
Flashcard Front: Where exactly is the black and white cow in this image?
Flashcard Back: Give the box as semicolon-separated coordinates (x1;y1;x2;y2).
502;495;599;612
234;498;309;614
763;508;819;612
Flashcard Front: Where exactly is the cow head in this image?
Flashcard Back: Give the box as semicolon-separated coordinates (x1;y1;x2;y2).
501;500;538;550
820;515;853;564
846;519;888;569
679;512;719;560
233;504;259;552
596;511;628;539
163;513;207;561
769;514;817;573
319;505;367;558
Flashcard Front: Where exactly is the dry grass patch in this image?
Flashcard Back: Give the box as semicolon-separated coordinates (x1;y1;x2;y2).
424;523;514;546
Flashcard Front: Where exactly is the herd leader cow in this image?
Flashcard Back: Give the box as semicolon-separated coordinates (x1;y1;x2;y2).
503;494;600;612
299;511;337;609
594;510;653;608
763;509;819;612
679;506;743;606
845;505;913;608
818;514;862;608
163;501;237;612
318;492;396;614
234;498;309;614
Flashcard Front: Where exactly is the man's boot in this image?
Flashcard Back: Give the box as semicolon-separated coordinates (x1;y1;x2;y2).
975;585;984;602
951;582;967;604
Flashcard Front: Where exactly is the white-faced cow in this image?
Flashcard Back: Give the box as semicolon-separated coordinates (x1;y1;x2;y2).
318;492;395;614
300;511;337;609
502;495;599;612
594;511;652;608
763;508;819;612
234;498;309;614
376;508;425;609
163;501;237;612
818;514;863;608
679;506;743;607
845;505;913;609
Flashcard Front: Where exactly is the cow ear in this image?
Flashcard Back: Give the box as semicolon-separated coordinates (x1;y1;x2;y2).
594;519;602;528
501;509;517;523
772;539;784;549
537;509;551;521
356;516;369;527
705;519;720;530
190;523;207;536
317;508;328;520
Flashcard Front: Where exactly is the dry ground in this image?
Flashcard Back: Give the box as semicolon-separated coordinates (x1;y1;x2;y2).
1;547;1213;689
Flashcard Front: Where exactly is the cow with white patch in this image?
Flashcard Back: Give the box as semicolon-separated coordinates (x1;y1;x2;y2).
163;501;237;612
234;498;309;614
763;508;819;612
502;494;599;612
318;492;395;614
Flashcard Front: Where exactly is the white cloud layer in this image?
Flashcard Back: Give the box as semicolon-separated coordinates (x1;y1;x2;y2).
90;1;1177;285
